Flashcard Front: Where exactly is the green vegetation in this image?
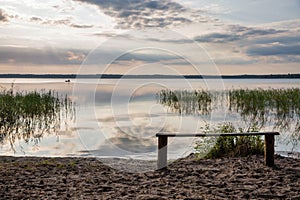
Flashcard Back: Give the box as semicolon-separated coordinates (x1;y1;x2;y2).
195;123;264;159
158;88;300;156
0;84;74;150
158;88;300;131
158;89;213;115
229;88;300;130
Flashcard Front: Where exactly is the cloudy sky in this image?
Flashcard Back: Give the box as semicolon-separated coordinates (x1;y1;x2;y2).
0;0;300;75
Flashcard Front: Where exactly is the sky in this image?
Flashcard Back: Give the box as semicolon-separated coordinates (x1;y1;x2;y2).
0;0;300;75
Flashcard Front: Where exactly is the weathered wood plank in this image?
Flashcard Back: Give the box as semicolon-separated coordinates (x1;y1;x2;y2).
156;132;280;137
156;132;279;169
264;134;275;167
157;136;168;169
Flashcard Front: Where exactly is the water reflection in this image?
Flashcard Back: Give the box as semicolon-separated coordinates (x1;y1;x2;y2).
1;79;300;158
158;88;300;151
92;127;156;154
0;85;74;152
158;89;213;115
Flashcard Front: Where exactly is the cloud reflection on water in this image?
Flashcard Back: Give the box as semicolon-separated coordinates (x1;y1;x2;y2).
1;79;300;158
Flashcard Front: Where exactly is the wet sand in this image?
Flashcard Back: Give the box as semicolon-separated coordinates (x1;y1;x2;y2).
0;154;299;199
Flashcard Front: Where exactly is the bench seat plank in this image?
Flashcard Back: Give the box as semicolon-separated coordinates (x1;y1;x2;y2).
156;132;280;169
156;132;280;137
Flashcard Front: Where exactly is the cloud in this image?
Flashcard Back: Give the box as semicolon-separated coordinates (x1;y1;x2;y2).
42;19;71;26
144;37;193;44
29;16;94;29
194;25;287;43
189;20;300;65
0;9;8;22
66;51;86;61
238;21;300;62
0;46;88;65
70;24;93;28
92;32;125;38
247;44;300;56
0;45;180;66
73;0;207;29
254;35;300;45
92;32;194;44
242;28;285;37
194;33;240;43
30;16;43;22
115;51;179;63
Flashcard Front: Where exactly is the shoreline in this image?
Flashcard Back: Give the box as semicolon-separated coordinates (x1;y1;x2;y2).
1;73;300;79
0;154;299;199
1;149;299;160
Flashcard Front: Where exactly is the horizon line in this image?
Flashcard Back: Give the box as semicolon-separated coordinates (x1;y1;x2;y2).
0;73;300;79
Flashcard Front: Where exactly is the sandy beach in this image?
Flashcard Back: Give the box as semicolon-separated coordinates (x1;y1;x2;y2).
0;154;299;199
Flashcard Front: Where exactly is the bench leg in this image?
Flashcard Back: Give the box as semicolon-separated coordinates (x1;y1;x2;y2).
157;136;168;169
264;134;275;167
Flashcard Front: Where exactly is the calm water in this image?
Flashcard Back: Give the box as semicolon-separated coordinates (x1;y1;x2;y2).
0;78;300;160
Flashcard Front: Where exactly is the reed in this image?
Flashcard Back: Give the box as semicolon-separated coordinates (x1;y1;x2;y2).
158;89;213;115
158;88;300;149
158;88;300;130
229;88;300;130
0;85;74;150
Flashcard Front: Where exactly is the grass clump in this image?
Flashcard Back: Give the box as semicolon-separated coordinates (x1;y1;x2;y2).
0;84;74;150
195;123;264;159
158;89;212;115
229;88;300;129
158;88;300;148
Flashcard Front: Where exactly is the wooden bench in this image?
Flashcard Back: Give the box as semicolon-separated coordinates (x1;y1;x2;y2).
156;132;280;169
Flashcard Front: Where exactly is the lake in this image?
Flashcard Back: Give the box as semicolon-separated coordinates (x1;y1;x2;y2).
0;78;300;160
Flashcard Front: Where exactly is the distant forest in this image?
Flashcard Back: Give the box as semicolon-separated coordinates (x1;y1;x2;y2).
0;74;300;79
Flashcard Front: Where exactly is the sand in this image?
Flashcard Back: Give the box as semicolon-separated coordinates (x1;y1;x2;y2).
0;154;299;199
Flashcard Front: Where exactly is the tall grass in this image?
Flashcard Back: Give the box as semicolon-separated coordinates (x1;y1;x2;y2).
195;123;264;159
158;89;213;115
158;88;300;130
0;85;74;151
229;88;300;130
158;88;300;150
